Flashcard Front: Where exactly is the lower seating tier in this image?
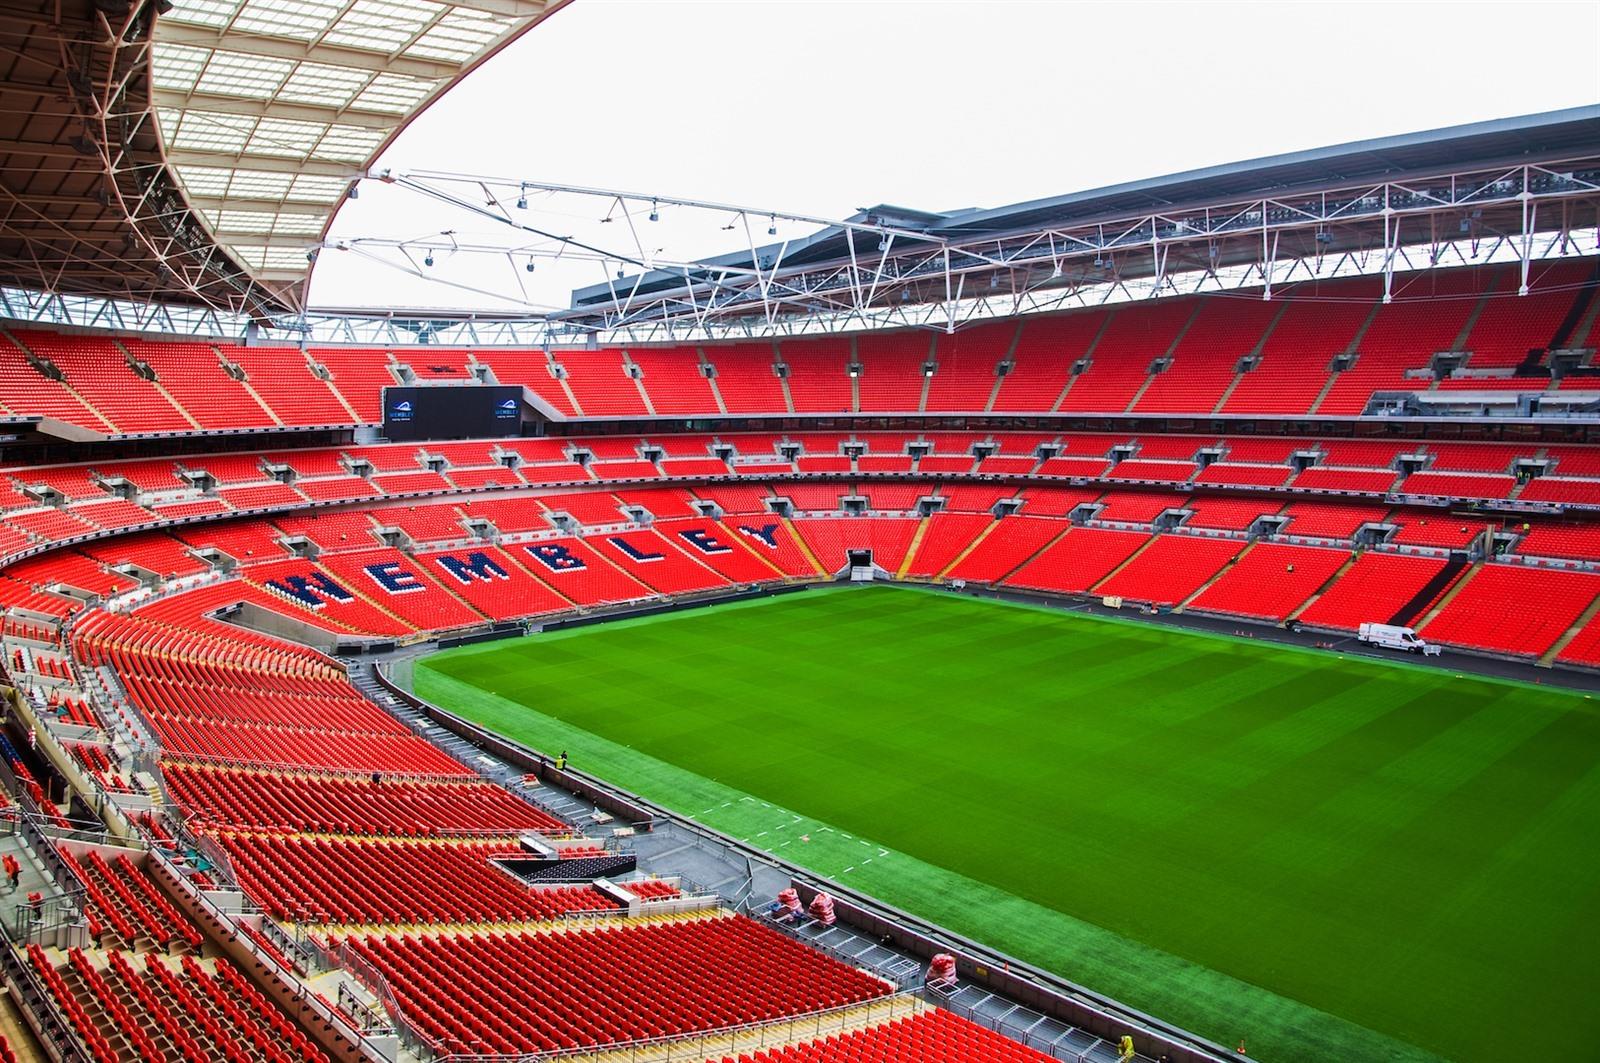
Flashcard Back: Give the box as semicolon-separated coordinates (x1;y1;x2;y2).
163;762;569;836
215;833;670;926
336;915;893;1056
29;945;329;1063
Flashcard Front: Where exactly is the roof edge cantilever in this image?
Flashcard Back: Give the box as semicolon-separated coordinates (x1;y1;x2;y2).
148;0;578;314
939;105;1600;235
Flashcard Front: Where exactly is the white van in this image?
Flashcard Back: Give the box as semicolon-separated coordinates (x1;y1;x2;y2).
1357;623;1441;655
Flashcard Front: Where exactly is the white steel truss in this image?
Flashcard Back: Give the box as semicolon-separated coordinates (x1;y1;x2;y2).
302;156;1600;343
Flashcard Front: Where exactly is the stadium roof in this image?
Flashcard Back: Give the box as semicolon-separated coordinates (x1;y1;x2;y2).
0;0;567;319
930;106;1600;236
570;105;1600;316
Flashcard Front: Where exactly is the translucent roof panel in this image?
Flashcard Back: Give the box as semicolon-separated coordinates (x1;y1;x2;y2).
151;0;558;289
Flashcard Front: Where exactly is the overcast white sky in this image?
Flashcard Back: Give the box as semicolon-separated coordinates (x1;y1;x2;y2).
310;0;1600;312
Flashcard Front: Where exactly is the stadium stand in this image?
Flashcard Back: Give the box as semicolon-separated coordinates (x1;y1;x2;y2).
587;529;732;594
1221;283;1380;414
630;348;719;414
706;343;787;413
313;348;396;423
793;517;921;575
1004;527;1151;595
781;337;854;413
1187;542;1352;620
121;337;278;430
900;513;996;578
1133;299;1281;414
1420;564;1600;657
1092;536;1244;605
216;833;665;925
858;332;933;412
336;916;892;1055
943;516;1066;583
163;762;567;836
1295;552;1453;631
0;151;1595;1063
1059;300;1195;414
926;323;1012;410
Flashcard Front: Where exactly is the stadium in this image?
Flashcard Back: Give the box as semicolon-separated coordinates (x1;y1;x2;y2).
0;2;1593;1062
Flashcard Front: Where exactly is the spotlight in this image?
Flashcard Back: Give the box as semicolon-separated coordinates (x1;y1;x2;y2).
525;258;536;273
878;236;889;252
346;183;359;200
424;251;434;267
649;201;659;222
516;194;527;210
768;216;777;237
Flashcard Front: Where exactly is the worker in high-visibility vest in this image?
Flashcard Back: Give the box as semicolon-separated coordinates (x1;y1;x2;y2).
1118;1035;1135;1062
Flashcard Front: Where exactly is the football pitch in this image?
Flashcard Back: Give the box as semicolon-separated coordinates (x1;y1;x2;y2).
413;584;1600;1063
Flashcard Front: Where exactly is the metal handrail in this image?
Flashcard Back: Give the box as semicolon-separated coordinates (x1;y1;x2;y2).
148;845;389;1062
0;917;96;1062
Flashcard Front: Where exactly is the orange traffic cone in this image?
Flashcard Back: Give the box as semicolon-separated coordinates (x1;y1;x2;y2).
1236;1038;1247;1055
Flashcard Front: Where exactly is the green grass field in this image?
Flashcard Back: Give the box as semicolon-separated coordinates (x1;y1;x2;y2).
413;585;1600;1063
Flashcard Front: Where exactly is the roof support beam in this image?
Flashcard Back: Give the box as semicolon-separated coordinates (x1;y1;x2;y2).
184;195;336;212
150;89;407;131
162;149;360;178
203;232;321;248
155;23;461;80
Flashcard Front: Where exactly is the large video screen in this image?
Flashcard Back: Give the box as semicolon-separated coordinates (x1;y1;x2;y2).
382;386;524;441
